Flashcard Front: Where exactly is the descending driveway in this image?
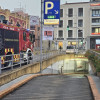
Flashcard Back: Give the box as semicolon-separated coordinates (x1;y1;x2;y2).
2;75;93;100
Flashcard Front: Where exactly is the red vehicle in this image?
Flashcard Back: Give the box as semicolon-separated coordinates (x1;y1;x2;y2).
0;23;35;66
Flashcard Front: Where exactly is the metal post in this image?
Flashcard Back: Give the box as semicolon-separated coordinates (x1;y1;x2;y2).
40;0;43;73
11;54;13;70
27;53;29;65
75;23;78;54
82;32;83;51
20;53;21;67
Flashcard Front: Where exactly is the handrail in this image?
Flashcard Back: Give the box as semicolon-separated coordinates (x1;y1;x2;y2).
0;51;66;74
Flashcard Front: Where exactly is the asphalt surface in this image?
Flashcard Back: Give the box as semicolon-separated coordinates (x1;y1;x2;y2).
1;75;93;100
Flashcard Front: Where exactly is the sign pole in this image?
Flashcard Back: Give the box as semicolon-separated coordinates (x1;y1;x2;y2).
40;0;44;73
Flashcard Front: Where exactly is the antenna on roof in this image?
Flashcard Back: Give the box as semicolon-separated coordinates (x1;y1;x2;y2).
66;1;67;3
20;2;21;9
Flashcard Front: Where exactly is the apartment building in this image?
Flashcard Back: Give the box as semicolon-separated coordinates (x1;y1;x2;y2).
89;2;100;49
54;1;100;50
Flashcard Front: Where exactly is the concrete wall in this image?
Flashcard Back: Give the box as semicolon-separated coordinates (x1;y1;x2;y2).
0;54;83;86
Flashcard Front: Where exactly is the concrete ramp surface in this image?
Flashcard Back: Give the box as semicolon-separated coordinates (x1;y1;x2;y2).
2;75;93;100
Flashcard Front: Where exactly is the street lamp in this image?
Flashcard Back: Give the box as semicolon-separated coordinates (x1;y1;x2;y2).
40;0;44;73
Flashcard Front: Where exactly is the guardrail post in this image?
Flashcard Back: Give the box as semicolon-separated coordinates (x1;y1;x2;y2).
11;54;13;70
20;53;21;67
32;54;34;64
0;57;1;74
27;52;28;65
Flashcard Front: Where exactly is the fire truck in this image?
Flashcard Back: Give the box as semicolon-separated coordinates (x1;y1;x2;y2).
0;23;35;66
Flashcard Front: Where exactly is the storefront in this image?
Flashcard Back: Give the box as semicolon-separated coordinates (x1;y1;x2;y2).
58;42;63;49
90;37;100;49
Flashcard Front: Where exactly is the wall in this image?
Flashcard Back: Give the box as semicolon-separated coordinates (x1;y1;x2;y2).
0;54;84;86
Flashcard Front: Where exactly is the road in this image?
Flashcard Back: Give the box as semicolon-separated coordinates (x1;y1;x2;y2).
2;75;93;100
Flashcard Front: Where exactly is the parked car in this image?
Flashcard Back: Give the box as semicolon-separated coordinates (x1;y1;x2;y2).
66;46;77;54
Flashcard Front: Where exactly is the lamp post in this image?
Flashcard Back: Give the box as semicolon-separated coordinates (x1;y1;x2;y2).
40;0;44;73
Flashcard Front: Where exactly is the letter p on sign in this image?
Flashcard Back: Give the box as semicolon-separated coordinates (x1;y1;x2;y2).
45;2;54;14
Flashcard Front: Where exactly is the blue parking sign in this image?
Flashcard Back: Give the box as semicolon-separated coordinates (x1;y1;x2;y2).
44;0;60;25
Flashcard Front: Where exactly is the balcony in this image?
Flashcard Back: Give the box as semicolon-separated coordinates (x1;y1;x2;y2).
92;14;100;17
57;38;64;40
92;23;100;26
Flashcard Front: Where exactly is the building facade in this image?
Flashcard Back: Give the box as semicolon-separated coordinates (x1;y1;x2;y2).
0;7;30;29
54;1;100;50
30;16;40;50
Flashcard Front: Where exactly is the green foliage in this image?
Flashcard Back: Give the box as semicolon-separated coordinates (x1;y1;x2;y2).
96;66;100;72
84;50;90;57
85;50;100;72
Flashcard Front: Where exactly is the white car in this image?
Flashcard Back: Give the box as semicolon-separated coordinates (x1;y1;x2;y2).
66;46;77;54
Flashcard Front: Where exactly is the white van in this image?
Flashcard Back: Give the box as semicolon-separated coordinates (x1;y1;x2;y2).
66;46;76;54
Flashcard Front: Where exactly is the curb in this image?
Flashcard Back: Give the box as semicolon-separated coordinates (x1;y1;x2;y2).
0;74;58;99
87;76;100;100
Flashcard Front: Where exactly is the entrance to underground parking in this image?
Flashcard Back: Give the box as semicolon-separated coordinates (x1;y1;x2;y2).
42;54;89;74
1;54;94;100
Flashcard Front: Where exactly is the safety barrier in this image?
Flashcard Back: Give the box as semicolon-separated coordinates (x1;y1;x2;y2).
0;51;66;74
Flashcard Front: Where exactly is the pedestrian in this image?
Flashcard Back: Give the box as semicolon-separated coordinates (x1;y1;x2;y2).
59;46;62;51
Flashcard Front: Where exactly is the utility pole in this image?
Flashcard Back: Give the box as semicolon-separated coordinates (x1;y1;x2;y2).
40;0;44;73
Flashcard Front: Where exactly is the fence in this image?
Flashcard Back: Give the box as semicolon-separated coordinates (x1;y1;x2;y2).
0;51;66;74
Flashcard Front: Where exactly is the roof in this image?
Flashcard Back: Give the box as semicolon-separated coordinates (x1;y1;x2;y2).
62;2;90;5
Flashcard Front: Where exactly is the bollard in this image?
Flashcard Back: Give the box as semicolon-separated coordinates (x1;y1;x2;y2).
0;57;1;74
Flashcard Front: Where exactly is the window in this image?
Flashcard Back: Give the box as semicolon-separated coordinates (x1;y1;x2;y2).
29;34;32;42
23;32;26;41
0;15;5;22
10;19;13;24
68;8;73;17
16;21;20;27
29;33;35;42
92;28;100;33
78;20;83;27
58;30;63;38
68;20;73;27
30;25;35;30
22;23;24;27
37;27;40;31
78;30;83;37
78;8;83;17
59;20;63;27
60;9;63;17
0;29;3;50
68;30;73;38
92;9;100;16
92;18;100;23
67;46;74;49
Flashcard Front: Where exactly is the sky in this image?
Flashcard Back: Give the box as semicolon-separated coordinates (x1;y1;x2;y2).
0;0;89;17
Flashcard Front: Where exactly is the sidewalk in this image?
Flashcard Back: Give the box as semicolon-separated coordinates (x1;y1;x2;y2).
91;75;100;94
88;64;100;100
89;63;100;94
0;74;34;91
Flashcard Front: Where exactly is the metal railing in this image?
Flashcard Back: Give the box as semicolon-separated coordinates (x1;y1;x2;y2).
0;51;66;74
89;50;100;59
